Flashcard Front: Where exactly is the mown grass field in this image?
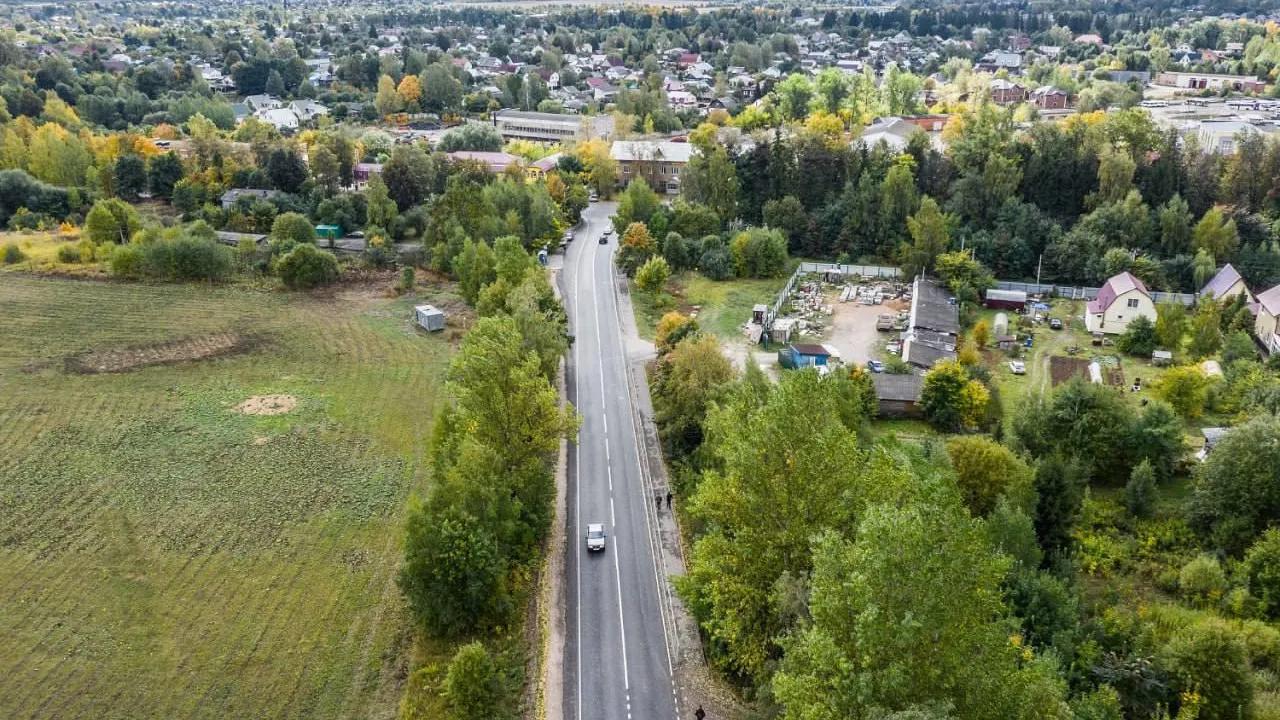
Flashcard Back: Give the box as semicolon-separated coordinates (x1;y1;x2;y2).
0;275;459;720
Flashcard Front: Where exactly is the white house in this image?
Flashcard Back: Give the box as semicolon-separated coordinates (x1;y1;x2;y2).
1085;272;1157;335
256;108;300;131
244;94;280;112
288;99;329;121
1254;284;1280;355
1199;263;1253;303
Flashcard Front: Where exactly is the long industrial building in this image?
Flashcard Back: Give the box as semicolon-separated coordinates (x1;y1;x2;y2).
491;109;615;143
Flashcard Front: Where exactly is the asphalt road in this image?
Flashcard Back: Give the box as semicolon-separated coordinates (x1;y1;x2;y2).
562;201;677;720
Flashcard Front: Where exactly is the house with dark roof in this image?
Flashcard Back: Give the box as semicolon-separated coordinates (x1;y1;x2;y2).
1199;264;1253;302
1085;272;1156;335
902;276;959;369
221;188;281;210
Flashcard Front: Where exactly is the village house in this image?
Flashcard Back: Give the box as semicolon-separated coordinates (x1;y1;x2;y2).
1031;86;1069;110
990;78;1028;105
1084;272;1157;335
1199;263;1253;303
1254;284;1280;355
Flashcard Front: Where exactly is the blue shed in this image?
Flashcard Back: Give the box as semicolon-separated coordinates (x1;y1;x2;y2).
778;343;831;369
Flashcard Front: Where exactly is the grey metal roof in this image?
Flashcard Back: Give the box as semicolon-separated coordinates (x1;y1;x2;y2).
911;276;960;335
872;373;923;402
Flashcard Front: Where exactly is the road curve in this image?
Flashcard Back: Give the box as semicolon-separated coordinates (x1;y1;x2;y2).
561;201;678;720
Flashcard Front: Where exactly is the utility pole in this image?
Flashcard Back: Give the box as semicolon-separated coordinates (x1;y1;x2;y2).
1036;253;1043;287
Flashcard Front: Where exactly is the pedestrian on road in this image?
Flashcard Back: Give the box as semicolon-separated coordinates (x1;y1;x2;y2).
665;492;672;509
655;495;662;511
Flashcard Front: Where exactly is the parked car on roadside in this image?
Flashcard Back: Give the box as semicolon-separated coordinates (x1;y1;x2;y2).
867;359;885;373
886;340;902;355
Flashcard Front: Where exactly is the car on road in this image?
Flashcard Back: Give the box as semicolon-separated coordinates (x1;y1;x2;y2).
867;359;885;373
1049;317;1063;330
1009;360;1026;375
589;190;599;202
562;229;574;243
599;228;612;244
348;230;364;238
586;523;606;552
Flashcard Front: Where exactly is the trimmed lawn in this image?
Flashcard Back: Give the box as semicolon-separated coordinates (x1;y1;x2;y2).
0;276;459;720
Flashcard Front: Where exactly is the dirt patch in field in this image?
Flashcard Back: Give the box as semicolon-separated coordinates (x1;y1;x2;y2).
1049;356;1092;386
65;332;256;374
234;395;298;415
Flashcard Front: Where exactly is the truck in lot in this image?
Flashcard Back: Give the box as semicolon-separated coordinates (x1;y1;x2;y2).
876;314;894;331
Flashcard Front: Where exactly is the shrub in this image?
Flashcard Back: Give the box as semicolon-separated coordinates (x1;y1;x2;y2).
2;242;24;264
698;245;733;280
84;198;141;244
728;227;789;278
398;266;416;293
271;211;317;247
655;312;698;355
1245;529;1280;621
108;243;145;278
277;243;339;290
141;236;234;281
56;244;82;263
1117;315;1158;356
442;642;507;720
635;255;671;295
1159;618;1254;720
1125;459;1159;519
1179;555;1227;606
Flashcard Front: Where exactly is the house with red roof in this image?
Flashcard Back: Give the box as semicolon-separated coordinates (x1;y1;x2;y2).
1085;272;1156;335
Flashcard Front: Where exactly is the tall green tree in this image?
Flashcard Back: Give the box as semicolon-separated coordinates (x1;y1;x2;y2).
775;507;1066;720
1189;415;1280;554
682;146;739;223
363;173;398;231
902;196;953;277
1193;206;1239;262
680;371;864;681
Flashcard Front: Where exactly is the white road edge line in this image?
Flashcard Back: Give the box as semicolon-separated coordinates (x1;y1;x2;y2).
571;213;587;720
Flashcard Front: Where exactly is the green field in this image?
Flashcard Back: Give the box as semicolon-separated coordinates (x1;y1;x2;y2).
0;276;458;720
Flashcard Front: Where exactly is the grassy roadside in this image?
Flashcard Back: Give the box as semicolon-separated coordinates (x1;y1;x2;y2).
633;269;795;341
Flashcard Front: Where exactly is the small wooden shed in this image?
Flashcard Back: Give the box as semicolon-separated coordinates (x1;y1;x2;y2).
414;304;446;332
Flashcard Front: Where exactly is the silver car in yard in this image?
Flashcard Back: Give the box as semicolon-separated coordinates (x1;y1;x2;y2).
586;523;606;552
